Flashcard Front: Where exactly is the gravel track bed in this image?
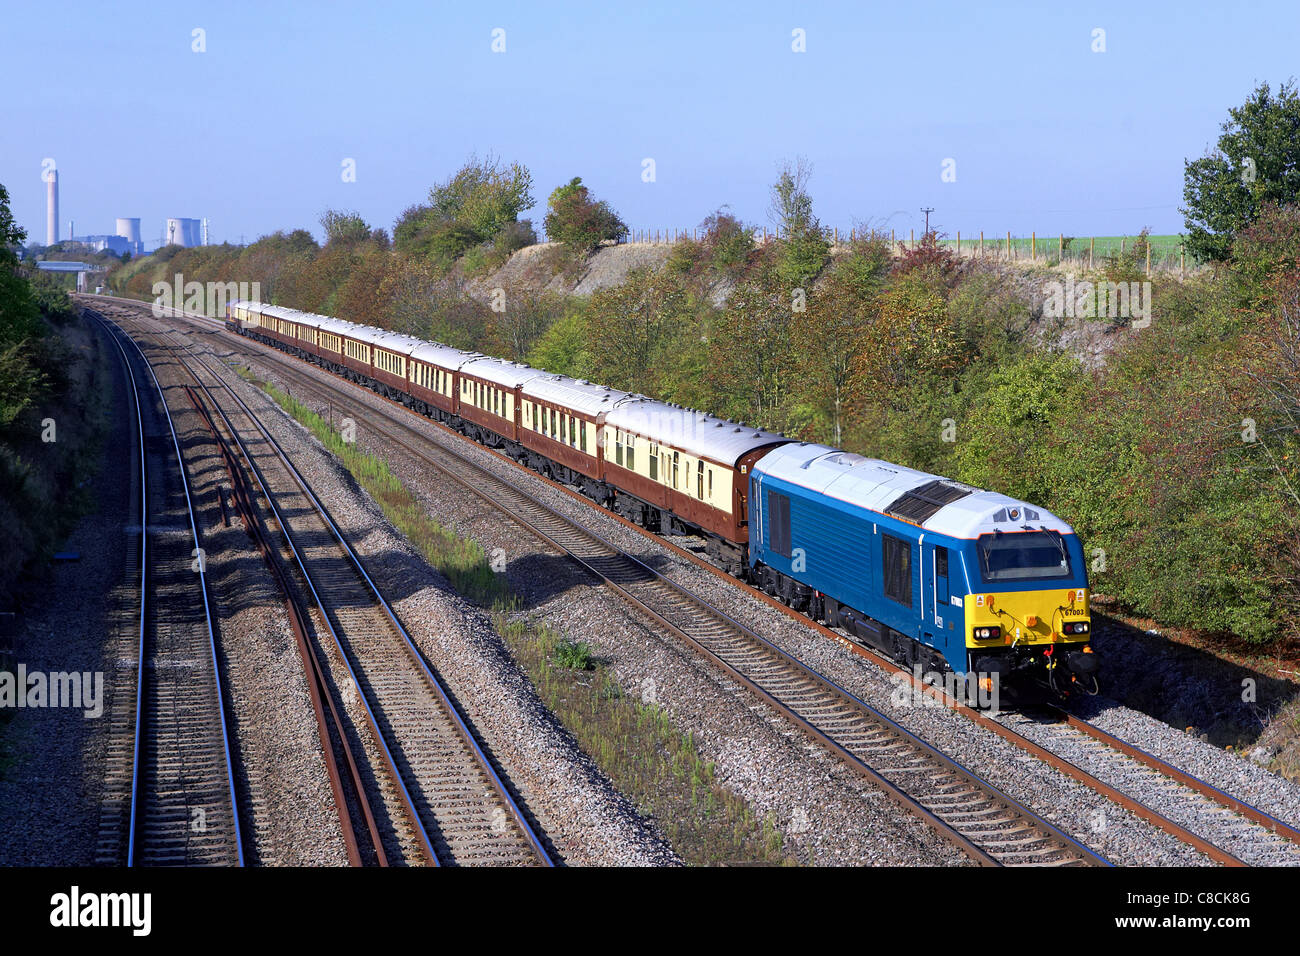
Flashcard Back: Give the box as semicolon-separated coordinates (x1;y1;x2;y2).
991;708;1300;865
180;329;673;866
202;330;1265;867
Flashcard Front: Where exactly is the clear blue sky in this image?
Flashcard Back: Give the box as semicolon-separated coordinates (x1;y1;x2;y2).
4;0;1296;248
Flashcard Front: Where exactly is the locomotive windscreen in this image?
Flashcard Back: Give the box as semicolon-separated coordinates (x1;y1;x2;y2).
976;531;1072;582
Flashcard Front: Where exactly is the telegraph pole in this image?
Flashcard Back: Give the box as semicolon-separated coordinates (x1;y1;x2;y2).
921;207;934;238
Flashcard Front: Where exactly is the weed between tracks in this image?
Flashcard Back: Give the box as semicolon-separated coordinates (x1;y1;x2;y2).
241;366;794;865
246;373;511;608
498;616;791;866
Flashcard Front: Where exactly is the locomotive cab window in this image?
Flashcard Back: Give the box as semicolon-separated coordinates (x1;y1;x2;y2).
977;530;1071;582
883;534;912;607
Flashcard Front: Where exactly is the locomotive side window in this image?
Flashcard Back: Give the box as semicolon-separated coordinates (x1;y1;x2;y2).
767;491;791;558
883;534;912;607
935;546;950;604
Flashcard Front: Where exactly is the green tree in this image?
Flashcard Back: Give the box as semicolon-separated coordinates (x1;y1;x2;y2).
767;158;830;287
319;209;371;246
585;268;687;394
543;177;628;253
1182;80;1300;262
394;155;536;268
527;308;592;378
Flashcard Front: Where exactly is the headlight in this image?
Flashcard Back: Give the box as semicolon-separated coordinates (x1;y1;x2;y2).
974;626;1002;640
1063;621;1090;635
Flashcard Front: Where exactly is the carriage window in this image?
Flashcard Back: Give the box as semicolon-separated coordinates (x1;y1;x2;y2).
883;534;912;607
698;461;705;498
767;491;791;558
570;417;577;447
580;421;587;452
649;445;658;480
615;429;624;466
627;435;635;469
708;468;713;498
672;451;679;488
551;409;558;436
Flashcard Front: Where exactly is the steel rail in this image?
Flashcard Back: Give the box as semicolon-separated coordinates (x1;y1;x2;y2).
91;311;244;866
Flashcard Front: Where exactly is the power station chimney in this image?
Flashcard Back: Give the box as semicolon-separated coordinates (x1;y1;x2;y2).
46;169;58;246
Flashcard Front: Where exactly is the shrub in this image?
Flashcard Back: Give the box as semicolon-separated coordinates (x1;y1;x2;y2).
544;177;628;253
552;638;593;670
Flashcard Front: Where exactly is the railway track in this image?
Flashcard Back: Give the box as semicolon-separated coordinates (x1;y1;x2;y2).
104;307;551;867
91;313;244;867
89;297;1300;868
162;318;1102;866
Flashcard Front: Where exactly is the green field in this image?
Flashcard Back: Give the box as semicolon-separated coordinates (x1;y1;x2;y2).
924;233;1190;266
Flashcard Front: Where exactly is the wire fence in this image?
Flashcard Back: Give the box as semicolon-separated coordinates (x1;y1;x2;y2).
622;228;1196;274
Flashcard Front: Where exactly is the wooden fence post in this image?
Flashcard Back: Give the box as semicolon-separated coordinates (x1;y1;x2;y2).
980;230;984;257
1146;243;1151;277
1007;231;1011;260
1032;231;1036;261
1090;237;1094;271
1059;233;1063;261
910;229;915;250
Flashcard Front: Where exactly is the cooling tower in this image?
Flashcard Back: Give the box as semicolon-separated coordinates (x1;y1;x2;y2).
116;217;142;251
166;218;188;247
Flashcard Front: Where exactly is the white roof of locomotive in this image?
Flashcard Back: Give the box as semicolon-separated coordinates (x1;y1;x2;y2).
605;397;788;466
523;374;630;417
753;442;1074;540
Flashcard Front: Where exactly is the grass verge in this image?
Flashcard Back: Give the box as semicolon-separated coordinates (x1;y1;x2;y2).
239;366;796;865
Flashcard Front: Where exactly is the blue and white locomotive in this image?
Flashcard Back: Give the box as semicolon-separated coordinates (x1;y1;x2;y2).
748;444;1097;693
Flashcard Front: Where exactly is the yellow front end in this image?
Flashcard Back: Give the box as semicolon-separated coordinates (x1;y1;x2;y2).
966;586;1092;649
964;587;1097;693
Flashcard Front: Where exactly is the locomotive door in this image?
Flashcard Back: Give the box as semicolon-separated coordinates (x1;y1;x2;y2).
927;541;953;658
